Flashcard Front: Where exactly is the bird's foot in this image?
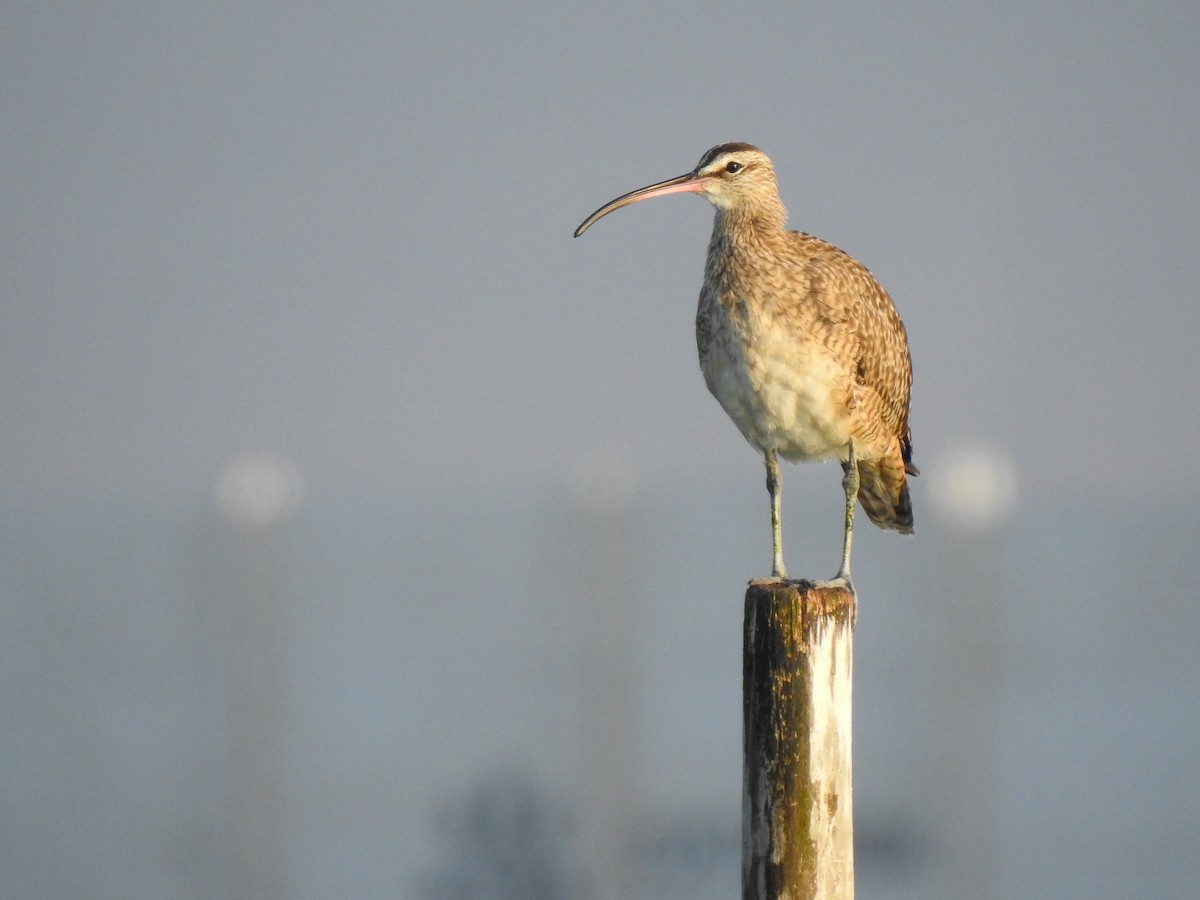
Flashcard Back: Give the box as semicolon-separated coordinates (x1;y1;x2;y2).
749;576;786;587
749;569;791;587
811;572;855;595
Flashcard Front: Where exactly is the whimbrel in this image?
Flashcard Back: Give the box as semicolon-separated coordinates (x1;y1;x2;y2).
574;142;916;586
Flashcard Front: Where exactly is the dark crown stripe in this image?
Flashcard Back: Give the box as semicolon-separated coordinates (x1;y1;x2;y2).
697;141;761;169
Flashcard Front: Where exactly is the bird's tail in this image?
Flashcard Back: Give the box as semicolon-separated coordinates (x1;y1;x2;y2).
857;454;917;534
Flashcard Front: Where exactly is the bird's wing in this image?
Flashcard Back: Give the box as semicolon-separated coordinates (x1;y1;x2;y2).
803;246;913;456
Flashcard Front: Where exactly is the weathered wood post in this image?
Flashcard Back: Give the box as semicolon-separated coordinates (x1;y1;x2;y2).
743;580;856;900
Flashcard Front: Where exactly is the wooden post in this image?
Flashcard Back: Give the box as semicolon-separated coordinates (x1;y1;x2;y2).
743;580;856;900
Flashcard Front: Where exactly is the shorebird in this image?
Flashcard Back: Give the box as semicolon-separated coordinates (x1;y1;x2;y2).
574;142;916;586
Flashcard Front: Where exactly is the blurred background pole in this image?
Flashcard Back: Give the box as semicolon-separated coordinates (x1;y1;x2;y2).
211;455;305;900
743;581;856;900
567;451;642;900
219;519;289;900
926;446;1016;899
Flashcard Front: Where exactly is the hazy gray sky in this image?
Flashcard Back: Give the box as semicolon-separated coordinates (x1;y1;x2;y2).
4;2;1197;508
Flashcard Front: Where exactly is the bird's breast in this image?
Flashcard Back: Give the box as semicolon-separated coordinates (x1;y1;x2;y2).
697;287;854;462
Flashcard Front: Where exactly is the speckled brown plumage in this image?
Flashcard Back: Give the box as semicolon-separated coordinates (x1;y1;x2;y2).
575;142;916;582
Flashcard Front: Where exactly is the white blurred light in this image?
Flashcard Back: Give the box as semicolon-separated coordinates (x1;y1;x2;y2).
216;453;305;528
928;444;1018;530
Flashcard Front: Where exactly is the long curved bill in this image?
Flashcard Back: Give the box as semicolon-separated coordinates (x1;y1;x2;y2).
574;172;708;238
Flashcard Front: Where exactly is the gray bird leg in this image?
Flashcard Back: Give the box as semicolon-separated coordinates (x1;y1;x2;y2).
765;449;788;579
831;439;859;587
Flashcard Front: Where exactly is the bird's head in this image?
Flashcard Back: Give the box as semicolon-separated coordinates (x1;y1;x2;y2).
574;142;784;238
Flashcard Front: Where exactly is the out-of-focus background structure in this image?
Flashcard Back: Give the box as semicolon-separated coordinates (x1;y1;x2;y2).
3;3;1198;898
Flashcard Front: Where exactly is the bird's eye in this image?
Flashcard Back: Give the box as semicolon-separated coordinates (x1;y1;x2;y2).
725;161;743;174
